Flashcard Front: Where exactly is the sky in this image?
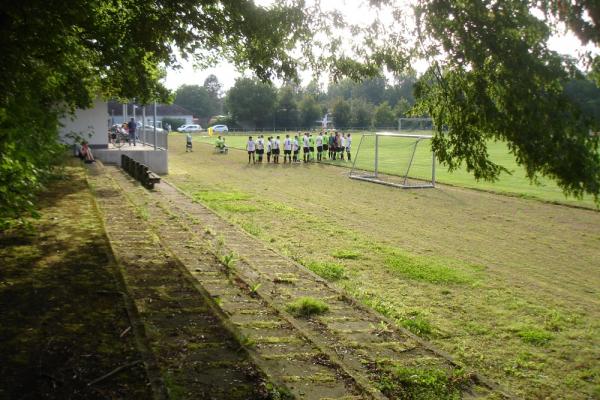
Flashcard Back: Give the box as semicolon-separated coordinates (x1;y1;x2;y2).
164;1;598;92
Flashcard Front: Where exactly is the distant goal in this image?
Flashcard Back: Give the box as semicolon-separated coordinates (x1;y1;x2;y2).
349;132;436;189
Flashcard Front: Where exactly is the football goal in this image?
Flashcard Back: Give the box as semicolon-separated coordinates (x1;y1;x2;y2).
349;132;436;189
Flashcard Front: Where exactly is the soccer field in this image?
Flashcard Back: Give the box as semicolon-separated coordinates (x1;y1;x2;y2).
167;134;600;398
191;132;596;208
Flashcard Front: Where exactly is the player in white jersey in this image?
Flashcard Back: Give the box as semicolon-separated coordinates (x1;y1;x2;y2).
293;135;300;163
256;135;265;163
346;133;352;161
302;132;310;163
316;133;323;161
272;136;281;164
266;137;272;163
283;134;292;163
246;136;256;164
339;134;346;160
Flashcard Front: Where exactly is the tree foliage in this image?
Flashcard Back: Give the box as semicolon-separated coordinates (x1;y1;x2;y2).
2;0;600;227
299;95;322;128
332;98;352;128
0;0;314;225
225;78;277;129
409;0;600;198
174;85;218;122
275;86;300;129
372;101;396;128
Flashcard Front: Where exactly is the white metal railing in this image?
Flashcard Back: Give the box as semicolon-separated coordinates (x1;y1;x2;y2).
139;128;168;150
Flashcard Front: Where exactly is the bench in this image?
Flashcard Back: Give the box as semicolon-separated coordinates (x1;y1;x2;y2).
144;171;161;190
120;154;161;190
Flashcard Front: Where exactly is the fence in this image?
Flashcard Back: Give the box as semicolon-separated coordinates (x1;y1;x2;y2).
139;128;168;149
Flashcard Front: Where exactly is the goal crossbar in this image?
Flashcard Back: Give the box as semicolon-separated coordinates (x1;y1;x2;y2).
349;132;436;189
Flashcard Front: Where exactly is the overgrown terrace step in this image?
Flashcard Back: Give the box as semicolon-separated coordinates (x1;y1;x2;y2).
107;165;511;399
88;170;282;400
97;166;368;400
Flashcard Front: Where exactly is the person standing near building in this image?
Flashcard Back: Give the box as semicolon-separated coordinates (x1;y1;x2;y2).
246;136;256;164
128;118;137;146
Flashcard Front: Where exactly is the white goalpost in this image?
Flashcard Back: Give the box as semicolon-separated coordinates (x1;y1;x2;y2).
349;132;436;189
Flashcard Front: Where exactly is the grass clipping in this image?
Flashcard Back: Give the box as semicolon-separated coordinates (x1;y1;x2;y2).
286;297;329;318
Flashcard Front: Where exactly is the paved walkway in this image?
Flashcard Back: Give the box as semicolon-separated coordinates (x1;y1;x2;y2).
92;163;510;399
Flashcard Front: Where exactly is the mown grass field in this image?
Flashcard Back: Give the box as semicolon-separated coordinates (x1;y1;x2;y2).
192;132;597;208
168;134;600;399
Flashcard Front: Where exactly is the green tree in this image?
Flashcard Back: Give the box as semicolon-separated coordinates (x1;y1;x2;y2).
332;98;351;128
0;0;313;225
372;101;396;128
225;78;277;128
275;86;300;129
393;98;411;119
354;76;386;105
204;74;223;115
174;85;218;121
408;0;600;198
350;99;373;128
299;95;322;129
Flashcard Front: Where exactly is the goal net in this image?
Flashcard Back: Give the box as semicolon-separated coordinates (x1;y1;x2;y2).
349;132;436;189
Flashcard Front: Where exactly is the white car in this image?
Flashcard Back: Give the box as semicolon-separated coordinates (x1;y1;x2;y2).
177;124;202;132
140;124;164;133
211;124;229;133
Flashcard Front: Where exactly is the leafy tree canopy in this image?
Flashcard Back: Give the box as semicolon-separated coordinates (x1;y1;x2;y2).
332;98;352;128
0;0;316;226
174;85;218;121
348;0;600;200
225;78;277;128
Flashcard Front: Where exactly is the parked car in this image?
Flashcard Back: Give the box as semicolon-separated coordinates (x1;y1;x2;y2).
177;124;202;132
211;124;229;133
140;124;164;133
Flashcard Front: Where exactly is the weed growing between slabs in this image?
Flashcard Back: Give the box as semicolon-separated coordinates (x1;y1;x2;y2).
286;297;329;317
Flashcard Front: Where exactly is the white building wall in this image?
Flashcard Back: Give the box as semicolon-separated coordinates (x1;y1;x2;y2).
59;98;108;148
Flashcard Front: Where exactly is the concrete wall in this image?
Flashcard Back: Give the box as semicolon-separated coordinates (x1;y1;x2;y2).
95;148;168;175
59;98;109;148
